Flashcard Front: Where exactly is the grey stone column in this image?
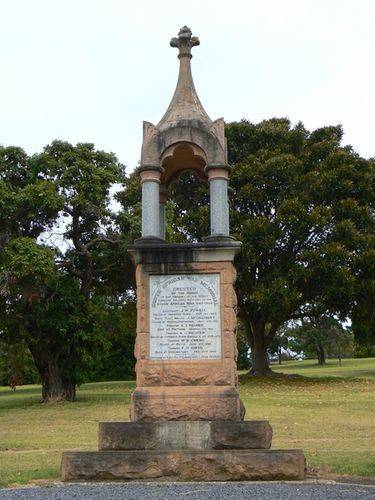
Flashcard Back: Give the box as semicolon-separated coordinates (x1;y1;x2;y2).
139;166;163;240
158;186;168;241
206;165;230;238
210;178;229;236
159;202;166;240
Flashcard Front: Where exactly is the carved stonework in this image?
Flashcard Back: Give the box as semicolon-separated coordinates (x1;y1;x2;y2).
170;26;200;58
140;26;227;178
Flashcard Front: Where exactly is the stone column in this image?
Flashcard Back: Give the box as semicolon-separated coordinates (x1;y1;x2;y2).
139;166;163;240
159;186;168;240
206;164;230;238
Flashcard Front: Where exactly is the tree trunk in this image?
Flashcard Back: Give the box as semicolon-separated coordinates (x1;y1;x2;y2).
338;346;342;367
28;344;76;402
316;343;326;366
241;315;273;376
278;344;282;365
251;328;272;375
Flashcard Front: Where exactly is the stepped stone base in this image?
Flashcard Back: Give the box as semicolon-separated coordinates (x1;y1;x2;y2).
61;420;305;482
61;449;306;482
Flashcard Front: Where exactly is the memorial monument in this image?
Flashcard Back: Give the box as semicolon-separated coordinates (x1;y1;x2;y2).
61;26;306;481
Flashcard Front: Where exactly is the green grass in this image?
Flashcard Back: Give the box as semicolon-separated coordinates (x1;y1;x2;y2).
270;356;375;379
0;358;374;486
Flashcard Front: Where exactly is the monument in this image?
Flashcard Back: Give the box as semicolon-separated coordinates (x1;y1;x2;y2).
61;26;306;481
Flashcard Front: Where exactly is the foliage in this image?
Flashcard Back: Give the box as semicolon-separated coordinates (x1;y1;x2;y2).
90;299;136;382
353;345;375;358
267;325;295;362
236;322;251;370
0;145;63;245
0;141;134;401
228;119;373;372
0;340;39;387
288;316;354;363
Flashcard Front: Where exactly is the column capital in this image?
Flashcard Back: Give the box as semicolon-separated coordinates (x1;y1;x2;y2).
138;164;164;174
139;167;163;184
205;163;231;180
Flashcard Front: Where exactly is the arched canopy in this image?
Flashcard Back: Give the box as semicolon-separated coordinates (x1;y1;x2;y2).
160;142;207;187
137;26;231;243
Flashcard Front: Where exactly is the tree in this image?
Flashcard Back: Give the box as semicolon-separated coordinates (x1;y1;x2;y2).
288;315;353;365
229;119;373;373
0;141;133;401
351;222;375;349
157;119;374;375
268;325;292;365
0;145;63;247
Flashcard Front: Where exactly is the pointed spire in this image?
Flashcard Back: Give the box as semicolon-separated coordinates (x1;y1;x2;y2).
158;26;212;130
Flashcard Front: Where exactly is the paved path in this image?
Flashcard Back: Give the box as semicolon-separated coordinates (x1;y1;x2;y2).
0;481;374;499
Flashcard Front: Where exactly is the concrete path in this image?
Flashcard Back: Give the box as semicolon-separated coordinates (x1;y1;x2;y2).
0;481;374;499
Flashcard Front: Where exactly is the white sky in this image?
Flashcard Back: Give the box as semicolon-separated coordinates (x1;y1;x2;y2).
1;0;374;172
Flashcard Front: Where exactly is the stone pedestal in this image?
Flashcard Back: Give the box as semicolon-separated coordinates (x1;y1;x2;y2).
61;420;306;481
128;241;244;422
61;241;306;482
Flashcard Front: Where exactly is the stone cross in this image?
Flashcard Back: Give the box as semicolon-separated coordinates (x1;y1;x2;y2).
170;26;200;58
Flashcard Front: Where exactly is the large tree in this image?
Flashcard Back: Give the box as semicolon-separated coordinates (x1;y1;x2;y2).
0;141;134;401
228;120;373;373
153;119;374;374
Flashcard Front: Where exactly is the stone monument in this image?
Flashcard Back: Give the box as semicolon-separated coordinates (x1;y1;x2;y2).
61;26;306;481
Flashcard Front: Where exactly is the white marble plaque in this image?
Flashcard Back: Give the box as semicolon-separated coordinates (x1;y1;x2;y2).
149;273;221;360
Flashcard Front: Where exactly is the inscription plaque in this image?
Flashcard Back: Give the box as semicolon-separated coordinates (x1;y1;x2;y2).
149;273;221;360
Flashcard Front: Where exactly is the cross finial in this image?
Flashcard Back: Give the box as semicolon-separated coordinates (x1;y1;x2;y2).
170;26;200;59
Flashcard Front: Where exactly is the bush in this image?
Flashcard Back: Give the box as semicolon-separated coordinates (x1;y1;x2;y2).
354;345;375;358
0;340;40;387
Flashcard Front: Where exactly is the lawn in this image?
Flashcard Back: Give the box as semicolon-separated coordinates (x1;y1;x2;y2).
270;356;375;379
0;358;374;487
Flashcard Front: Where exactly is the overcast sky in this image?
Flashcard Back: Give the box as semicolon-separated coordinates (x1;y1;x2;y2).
1;0;374;172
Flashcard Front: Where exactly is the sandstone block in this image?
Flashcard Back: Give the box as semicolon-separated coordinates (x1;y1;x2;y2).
99;420;272;451
136;360;233;386
130;385;245;422
61;449;306;482
211;420;272;449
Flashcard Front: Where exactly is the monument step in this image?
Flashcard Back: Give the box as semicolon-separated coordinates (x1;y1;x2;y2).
99;420;272;451
61;449;306;482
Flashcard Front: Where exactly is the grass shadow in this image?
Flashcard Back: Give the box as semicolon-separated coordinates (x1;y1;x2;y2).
238;371;372;387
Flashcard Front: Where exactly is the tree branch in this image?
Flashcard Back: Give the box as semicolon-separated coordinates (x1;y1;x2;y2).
86;236;120;249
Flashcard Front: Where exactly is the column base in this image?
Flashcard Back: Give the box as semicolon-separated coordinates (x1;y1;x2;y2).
133;236;166;245
204;234;240;244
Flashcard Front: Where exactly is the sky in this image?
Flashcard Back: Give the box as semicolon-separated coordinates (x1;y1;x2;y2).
1;0;374;172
